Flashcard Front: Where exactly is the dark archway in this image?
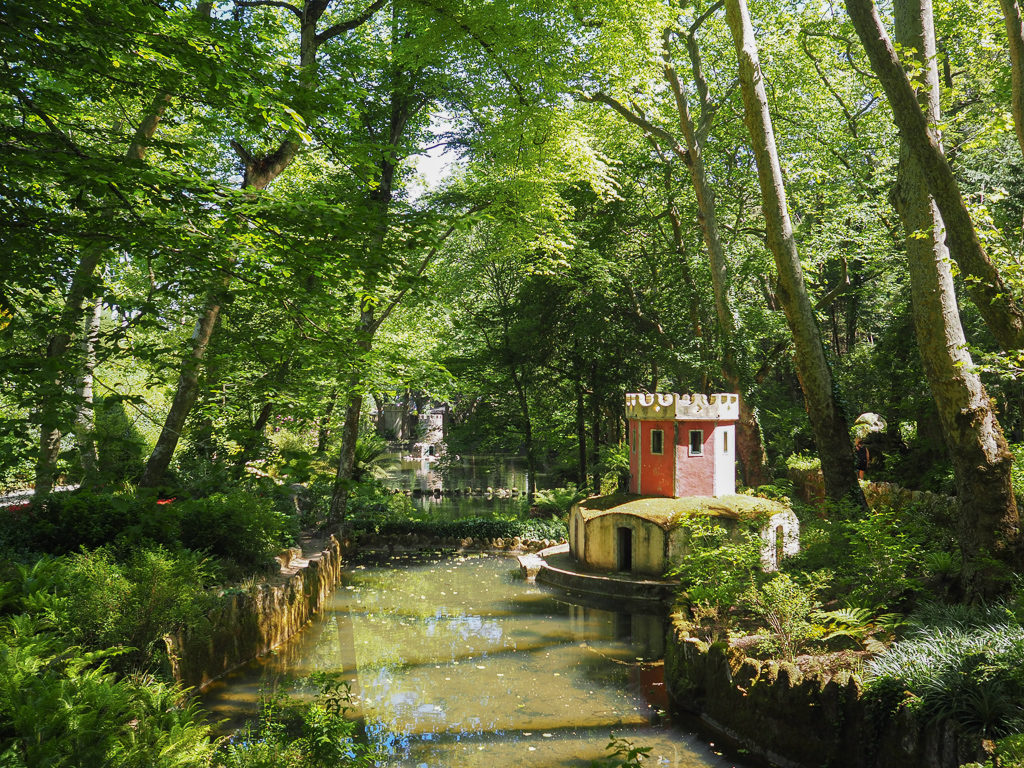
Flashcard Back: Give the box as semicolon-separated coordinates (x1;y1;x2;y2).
617;527;633;572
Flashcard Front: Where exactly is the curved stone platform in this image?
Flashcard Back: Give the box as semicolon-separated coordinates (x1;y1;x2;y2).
518;543;678;608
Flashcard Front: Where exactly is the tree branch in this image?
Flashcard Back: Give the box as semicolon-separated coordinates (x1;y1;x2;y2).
689;0;724;34
371;203;489;332
234;0;301;17
582;92;689;163
316;0;387;44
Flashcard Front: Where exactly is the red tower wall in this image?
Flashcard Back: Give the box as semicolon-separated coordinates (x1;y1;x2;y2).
636;419;676;497
629;419;640;494
674;419;717;497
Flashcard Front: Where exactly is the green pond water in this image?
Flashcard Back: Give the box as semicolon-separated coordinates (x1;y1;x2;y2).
203;553;742;768
388;455;540;518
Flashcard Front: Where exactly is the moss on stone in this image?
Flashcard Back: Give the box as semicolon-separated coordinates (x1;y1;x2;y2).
576;492;788;529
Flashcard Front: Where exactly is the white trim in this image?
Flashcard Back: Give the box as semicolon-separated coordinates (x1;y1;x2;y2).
688;429;703;456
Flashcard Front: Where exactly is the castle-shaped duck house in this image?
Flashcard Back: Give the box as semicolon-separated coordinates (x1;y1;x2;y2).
627;392;738;498
569;392;798;577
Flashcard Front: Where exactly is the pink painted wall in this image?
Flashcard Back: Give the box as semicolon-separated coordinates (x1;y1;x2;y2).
674;419;716;496
638;419;675;497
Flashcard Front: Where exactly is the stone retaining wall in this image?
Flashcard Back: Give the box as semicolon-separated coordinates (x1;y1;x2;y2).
664;616;984;768
786;470;957;516
166;535;346;691
861;481;956;515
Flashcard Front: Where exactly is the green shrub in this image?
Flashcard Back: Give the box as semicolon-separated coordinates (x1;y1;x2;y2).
750;479;796;505
591;734;652;768
744;572;827;661
786;502;939;610
842;505;925;607
990;733;1024;767
351;435;399;483
813;606;904;653
270;431;320;483
27;489;155;554
37;547;217;674
16;488;297;572
350;516;567;542
866;605;1024;737
344;482;414;523
533;485;586;516
597;442;631;494
176;490;297;569
214;674;375;768
1011;443;1024;508
668;516;763;642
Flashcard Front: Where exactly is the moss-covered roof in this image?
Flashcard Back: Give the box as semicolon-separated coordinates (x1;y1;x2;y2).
574;493;789;529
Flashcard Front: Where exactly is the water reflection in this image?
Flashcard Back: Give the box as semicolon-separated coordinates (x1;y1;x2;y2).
385;455;543;519
203;554;738;768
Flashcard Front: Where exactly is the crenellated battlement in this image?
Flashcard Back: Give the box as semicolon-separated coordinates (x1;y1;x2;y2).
625;392;739;421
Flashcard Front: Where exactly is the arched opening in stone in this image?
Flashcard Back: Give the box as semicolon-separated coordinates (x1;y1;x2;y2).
617;527;633;572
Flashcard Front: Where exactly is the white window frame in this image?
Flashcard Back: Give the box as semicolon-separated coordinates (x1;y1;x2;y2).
689;429;704;456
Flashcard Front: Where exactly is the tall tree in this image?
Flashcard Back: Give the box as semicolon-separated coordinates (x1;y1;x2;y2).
845;0;1024;352
20;1;215;494
140;0;386;487
891;0;1020;598
723;0;864;505
998;0;1024;161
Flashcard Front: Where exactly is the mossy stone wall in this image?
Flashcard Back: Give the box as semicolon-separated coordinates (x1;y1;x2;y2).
166;536;345;691
664;615;984;768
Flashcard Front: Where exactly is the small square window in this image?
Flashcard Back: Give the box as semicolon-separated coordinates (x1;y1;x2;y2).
689;430;704;456
651;429;664;455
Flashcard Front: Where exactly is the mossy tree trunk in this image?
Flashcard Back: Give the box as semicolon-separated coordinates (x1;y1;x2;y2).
724;0;864;507
891;0;1021;599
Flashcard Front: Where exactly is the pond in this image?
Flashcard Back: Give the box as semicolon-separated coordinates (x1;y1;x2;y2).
203;553;741;768
385;454;543;519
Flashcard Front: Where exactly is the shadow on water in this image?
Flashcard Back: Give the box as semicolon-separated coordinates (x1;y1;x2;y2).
201;466;745;767
203;551;743;768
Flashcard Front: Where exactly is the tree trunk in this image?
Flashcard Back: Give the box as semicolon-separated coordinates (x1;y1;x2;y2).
724;0;863;506
846;0;1024;352
28;0;216;495
590;392;602;494
33;86;179;495
665;29;771;486
512;367;536;503
327;1;423;519
663;30;735;343
138;1;373;487
233;400;275;474
998;0;1024;161
73;296;102;487
576;388;587;488
736;393;770;487
891;0;1021;599
329;391;364;523
139;296;223;487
